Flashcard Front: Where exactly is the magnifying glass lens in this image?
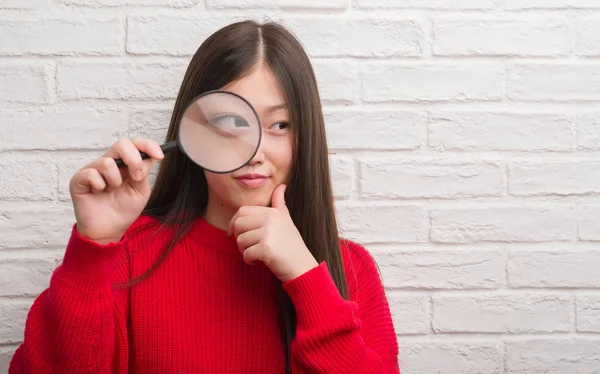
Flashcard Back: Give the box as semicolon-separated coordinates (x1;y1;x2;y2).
114;90;261;174
179;91;261;173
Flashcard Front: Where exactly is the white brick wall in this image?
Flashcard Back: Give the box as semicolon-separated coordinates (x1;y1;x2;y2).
1;1;600;373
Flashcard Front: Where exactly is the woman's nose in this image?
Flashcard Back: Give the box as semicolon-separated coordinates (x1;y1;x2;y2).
247;138;266;165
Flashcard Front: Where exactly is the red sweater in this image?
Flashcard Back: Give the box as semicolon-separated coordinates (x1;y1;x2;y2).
9;215;400;373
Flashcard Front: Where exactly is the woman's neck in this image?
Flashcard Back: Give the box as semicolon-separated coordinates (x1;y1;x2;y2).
202;197;237;232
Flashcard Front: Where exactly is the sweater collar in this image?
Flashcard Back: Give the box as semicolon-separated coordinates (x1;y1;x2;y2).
190;216;240;255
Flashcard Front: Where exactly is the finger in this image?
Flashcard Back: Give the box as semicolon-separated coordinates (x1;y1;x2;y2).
236;228;263;253
92;157;123;192
103;138;164;161
71;168;107;195
242;242;263;266
231;214;266;238
131;138;165;161
106;139;145;181
228;206;270;235
123;139;163;184
270;184;288;211
103;139;164;182
130;157;158;184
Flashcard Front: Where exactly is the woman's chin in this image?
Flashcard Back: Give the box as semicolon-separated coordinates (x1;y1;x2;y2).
234;193;273;209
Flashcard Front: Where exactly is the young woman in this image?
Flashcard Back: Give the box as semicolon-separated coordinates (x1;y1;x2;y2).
9;20;399;373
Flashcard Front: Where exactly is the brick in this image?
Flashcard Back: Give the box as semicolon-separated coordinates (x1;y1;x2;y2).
0;17;123;56
329;156;353;200
207;0;347;8
432;294;571;333
434;18;570;56
576;296;600;332
506;0;600;9
127;14;256;56
429;111;573;152
60;0;197;5
282;17;423;57
355;0;495;9
508;251;600;288
376;250;504;289
431;205;575;243
386;294;428;335
0;109;129;151
577;113;600;150
578;205;600;241
509;161;600;196
0;0;47;8
129;109;171;144
575;17;600;56
400;341;502;374
0;346;20;373
360;159;503;199
507;63;600;101
0;253;55;296
0;63;51;104
0;298;32;344
57;61;187;100
0;203;75;249
0;157;57;201
324;110;423;150
336;203;429;244
362;62;504;102
506;338;600;373
313;60;358;104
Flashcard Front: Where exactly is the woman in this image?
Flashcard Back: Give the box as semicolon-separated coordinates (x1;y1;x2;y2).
10;20;399;373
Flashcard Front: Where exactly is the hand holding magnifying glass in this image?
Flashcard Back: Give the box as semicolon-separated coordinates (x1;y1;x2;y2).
69;90;262;244
115;90;262;173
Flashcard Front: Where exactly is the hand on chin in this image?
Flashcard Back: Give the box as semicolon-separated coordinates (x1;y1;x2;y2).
228;184;319;282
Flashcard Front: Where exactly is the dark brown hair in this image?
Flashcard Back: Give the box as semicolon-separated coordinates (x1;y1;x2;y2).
131;20;349;373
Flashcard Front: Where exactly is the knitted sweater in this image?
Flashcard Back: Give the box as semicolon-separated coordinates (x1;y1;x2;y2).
9;215;400;373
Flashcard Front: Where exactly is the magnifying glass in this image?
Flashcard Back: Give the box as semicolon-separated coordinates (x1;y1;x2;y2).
114;90;262;173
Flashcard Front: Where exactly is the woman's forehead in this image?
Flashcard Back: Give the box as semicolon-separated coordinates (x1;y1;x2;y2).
221;65;288;115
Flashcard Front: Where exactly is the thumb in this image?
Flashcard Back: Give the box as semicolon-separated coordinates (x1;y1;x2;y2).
271;184;287;211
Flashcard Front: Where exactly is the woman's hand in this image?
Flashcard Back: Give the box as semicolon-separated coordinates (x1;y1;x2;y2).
69;138;164;244
228;184;319;282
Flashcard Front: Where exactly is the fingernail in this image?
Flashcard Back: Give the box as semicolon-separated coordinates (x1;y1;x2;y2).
135;171;143;181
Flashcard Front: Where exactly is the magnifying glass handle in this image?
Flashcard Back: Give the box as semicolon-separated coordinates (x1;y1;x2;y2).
114;140;178;168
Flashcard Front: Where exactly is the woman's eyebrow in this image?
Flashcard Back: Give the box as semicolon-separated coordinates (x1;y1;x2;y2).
266;103;287;113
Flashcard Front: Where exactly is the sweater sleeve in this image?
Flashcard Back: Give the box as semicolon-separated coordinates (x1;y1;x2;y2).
282;242;400;374
8;224;131;374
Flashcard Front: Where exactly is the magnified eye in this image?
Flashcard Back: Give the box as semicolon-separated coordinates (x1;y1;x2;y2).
210;115;250;129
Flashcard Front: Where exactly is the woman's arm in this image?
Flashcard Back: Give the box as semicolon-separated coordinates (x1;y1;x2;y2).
9;224;131;374
283;241;400;374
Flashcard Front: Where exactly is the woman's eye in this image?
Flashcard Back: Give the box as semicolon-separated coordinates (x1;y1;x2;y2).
270;122;289;130
211;115;249;129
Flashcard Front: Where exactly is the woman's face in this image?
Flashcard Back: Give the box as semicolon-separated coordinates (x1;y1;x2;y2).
203;64;294;226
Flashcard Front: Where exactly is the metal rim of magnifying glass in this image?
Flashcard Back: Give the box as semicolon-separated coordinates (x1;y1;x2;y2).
176;89;263;175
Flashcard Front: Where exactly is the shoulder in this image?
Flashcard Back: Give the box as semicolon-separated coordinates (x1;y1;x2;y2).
338;238;383;300
122;215;175;252
339;237;378;271
125;214;176;239
126;214;160;232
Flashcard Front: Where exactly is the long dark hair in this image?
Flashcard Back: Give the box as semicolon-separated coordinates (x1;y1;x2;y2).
129;20;349;373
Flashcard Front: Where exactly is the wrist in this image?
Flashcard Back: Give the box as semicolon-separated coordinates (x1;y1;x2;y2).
76;224;124;245
284;256;319;283
92;236;124;245
282;262;353;330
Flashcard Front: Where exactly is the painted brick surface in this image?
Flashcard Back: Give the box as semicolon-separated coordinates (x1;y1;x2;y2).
2;1;599;372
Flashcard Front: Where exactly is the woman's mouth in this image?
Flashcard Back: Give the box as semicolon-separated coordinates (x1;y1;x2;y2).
234;174;268;188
